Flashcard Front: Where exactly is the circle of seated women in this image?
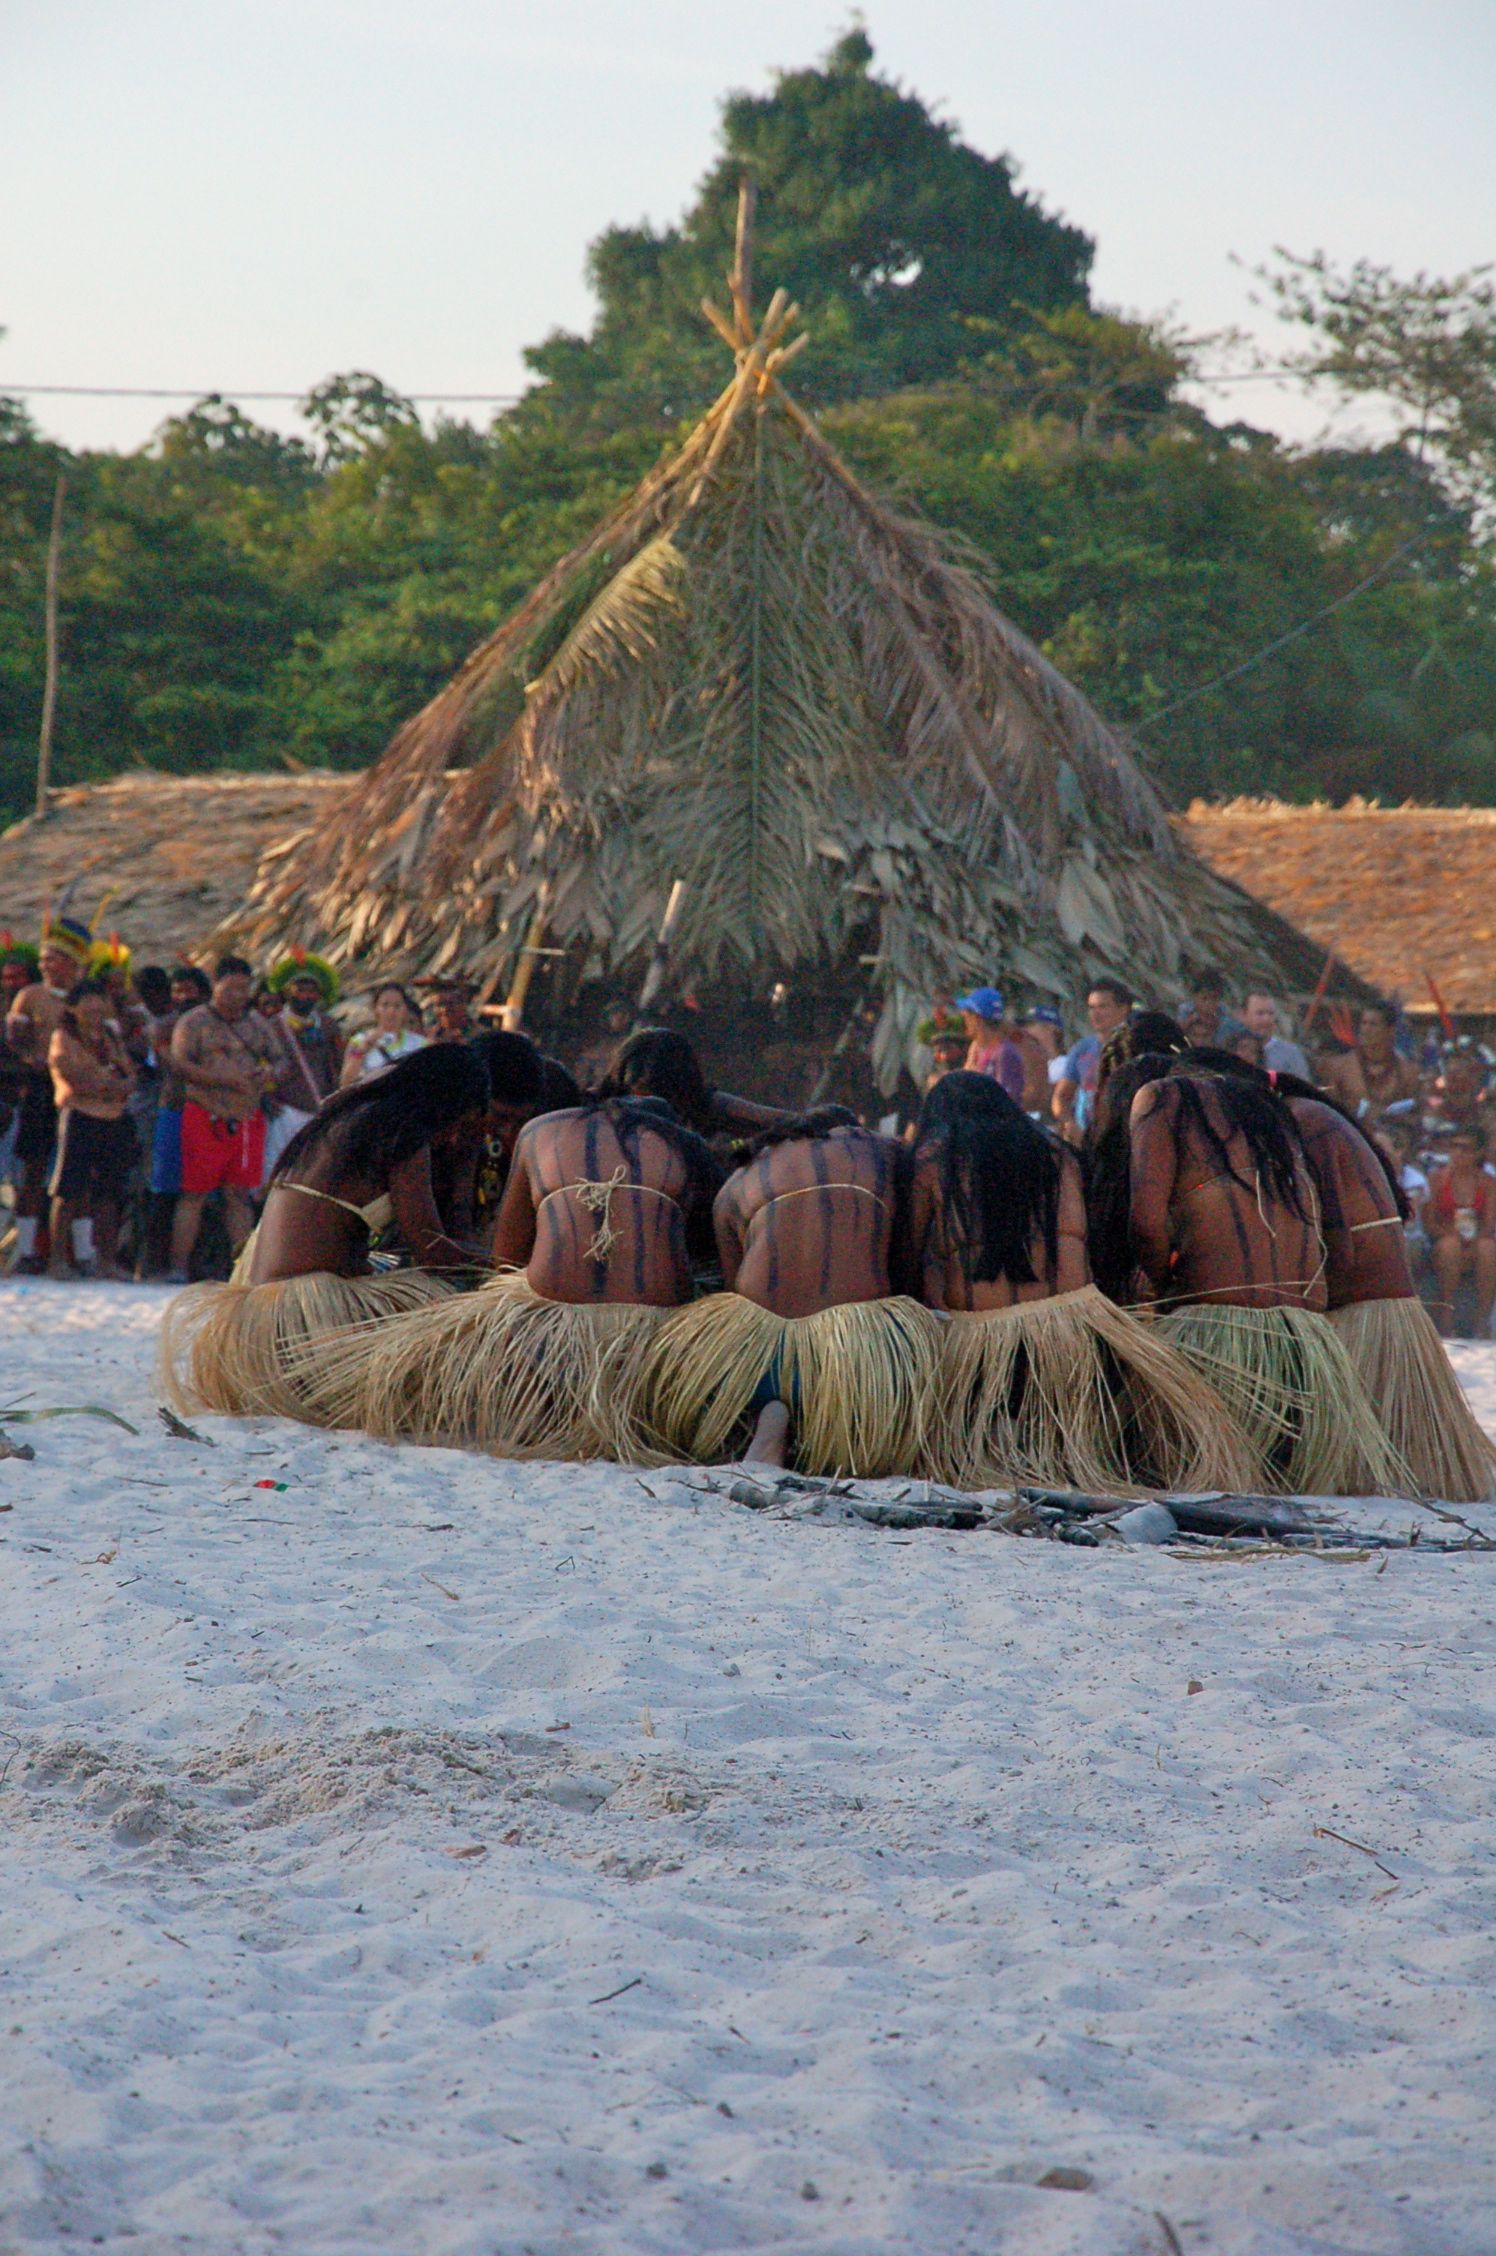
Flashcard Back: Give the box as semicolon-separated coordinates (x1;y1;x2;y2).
162;1023;1496;1504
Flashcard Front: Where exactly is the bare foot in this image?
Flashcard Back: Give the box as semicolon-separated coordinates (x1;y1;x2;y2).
744;1400;790;1467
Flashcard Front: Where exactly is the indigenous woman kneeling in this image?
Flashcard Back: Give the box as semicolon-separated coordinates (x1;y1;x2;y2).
1089;1054;1401;1496
306;1094;720;1458
642;1108;940;1476
161;1044;488;1420
1230;1061;1495;1503
908;1072;1254;1494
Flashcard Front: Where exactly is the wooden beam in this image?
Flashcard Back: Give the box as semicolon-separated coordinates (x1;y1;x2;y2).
730;176;757;343
35;473;66;821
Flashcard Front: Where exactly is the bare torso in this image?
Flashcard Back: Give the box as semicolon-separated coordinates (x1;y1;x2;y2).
250;1136;467;1284
910;1143;1089;1311
1128;1077;1327;1311
1288;1097;1412;1306
492;1108;699;1306
716;1128;900;1318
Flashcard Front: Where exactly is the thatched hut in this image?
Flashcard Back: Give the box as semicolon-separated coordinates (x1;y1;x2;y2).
239;267;1362;1091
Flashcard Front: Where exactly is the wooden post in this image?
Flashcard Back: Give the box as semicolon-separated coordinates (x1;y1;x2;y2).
498;882;553;1031
635;879;687;1019
730;176;757;342
35;473;66;820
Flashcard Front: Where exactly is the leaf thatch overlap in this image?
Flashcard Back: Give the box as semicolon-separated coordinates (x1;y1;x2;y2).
239;323;1366;1084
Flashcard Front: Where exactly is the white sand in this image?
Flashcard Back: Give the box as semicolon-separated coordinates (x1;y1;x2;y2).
2;1285;1494;2256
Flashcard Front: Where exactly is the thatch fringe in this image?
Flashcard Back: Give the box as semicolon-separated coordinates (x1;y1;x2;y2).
158;1269;456;1422
1150;1302;1409;1498
1329;1297;1496;1503
920;1285;1261;1496
638;1292;941;1475
283;1269;671;1462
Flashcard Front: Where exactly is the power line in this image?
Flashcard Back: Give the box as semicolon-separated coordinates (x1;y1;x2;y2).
1137;530;1436;728
5;382;522;404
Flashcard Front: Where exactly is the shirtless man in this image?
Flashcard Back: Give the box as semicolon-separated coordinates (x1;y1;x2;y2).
169;956;284;1279
5;938;88;1272
1320;1003;1420;1129
1125;1068;1325;1311
47;979;137;1277
492;1096;717;1306
712;1108;903;1461
1426;1124;1496;1338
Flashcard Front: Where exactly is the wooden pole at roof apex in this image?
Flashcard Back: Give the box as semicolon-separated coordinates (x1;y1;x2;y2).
730;176;757;344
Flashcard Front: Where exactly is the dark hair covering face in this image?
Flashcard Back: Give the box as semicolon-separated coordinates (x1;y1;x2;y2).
915;1069;1062;1286
746;1104;859;1156
1095;1012;1187;1104
599;1028;716;1134
469;1029;545;1110
271;1041;489;1185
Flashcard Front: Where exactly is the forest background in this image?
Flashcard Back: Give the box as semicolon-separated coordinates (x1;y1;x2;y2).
4;31;1495;826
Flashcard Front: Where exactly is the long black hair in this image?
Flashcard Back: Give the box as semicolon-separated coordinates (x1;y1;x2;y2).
1087;1051;1318;1300
272;1042;489;1186
1182;1045;1409;1220
468;1029;544;1110
744;1104;859;1157
914;1070;1062;1286
598;1028;717;1135
1086;1052;1193;1300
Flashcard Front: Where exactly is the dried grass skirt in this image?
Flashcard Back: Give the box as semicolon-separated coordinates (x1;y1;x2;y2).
639;1293;942;1476
921;1284;1260;1495
1329;1296;1496;1502
284;1268;672;1461
1151;1300;1408;1497
159;1267;457;1423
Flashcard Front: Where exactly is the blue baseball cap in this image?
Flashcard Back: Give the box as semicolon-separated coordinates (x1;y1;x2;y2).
1026;1003;1064;1029
956;986;1005;1020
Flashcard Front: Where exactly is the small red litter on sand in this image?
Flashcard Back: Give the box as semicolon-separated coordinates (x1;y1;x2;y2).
253;1480;290;1492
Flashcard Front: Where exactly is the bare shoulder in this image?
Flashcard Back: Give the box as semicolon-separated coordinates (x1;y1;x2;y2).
1128;1078;1175;1128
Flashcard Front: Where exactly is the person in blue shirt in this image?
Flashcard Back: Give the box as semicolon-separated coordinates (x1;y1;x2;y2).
1052;977;1133;1142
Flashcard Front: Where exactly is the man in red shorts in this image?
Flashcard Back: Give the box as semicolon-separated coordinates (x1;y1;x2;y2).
168;956;284;1280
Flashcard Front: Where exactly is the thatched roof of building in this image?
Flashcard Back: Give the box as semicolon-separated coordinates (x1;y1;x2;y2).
0;771;342;967
237;273;1356;1081
1177;798;1496;1018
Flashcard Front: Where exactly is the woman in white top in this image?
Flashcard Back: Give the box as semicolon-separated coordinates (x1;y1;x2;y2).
340;984;428;1086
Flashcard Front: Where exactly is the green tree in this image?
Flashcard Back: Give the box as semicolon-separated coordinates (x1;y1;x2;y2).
1258;251;1496;512
523;29;1092;432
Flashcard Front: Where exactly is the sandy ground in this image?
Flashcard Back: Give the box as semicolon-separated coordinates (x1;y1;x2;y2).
1;1285;1494;2256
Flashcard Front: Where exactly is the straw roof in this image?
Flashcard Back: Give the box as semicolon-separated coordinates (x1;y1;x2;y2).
1178;798;1496;1018
237;263;1364;1081
0;771;342;967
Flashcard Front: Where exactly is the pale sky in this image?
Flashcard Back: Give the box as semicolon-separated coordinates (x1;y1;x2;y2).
5;0;1493;457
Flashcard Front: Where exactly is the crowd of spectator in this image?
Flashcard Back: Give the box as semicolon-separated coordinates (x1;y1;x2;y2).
3;928;1494;1336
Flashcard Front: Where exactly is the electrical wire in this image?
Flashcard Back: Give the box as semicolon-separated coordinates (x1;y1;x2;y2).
1137;529;1437;728
4;383;522;403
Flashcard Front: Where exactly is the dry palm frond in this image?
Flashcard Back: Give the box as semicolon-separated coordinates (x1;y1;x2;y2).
233;315;1349;1063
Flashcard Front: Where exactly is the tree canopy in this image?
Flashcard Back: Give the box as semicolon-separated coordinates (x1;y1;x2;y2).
1;33;1493;824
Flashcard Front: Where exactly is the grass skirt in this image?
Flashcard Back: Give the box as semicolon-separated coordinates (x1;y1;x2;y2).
639;1293;942;1476
921;1284;1260;1496
1151;1301;1408;1497
159;1268;456;1423
1329;1296;1496;1503
285;1268;672;1461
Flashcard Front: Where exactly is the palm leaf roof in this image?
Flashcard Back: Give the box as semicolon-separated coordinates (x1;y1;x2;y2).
241;251;1365;1082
